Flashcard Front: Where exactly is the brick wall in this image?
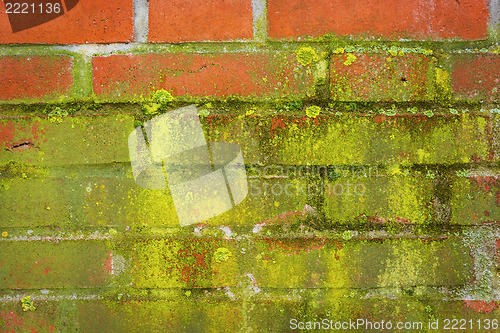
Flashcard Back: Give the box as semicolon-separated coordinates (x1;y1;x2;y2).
1;0;500;331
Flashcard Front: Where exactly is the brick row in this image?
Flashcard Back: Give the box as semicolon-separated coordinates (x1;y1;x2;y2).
0;0;134;44
124;237;473;289
0;0;489;44
1;52;499;102
1;298;499;332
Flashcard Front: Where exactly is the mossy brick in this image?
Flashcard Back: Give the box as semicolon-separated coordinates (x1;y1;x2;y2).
207;178;309;227
0;55;73;103
451;54;500;101
247;297;425;331
80;175;171;228
202;114;265;164
4;298;499;332
76;298;500;332
0;240;111;289
330;53;435;101
324;175;434;224
92;52;315;102
149;0;252;42
0;301;59;332
0;0;134;44
268;0;488;40
0;114;134;166
248;298;500;331
248;237;473;289
0;178;69;228
129;238;238;289
268;114;490;165
450;176;500;225
76;299;242;332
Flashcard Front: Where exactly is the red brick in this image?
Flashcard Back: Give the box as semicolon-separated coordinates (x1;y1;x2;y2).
0;241;111;289
92;53;314;101
0;55;73;102
149;0;253;42
0;0;134;44
268;0;488;40
452;54;500;101
330;53;434;101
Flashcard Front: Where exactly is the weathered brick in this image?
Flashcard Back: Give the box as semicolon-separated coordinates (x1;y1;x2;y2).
129;238;238;289
0;55;73;103
268;0;488;40
76;168;309;227
450;176;500;224
324;175;434;224
0;241;111;289
148;0;253;42
330;52;435;101
452;54;500;101
202;114;265;164
124;236;473;290
0;115;134;166
0;301;58;332
208;177;309;227
76;299;243;332
248;298;500;331
249;237;473;288
0;169;308;229
268;114;490;165
0;178;69;228
92;53;314;101
0;0;134;44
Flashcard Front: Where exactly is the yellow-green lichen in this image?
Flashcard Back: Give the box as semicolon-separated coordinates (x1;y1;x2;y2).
296;47;319;66
343;53;357;66
21;296;36;312
434;68;452;102
214;247;232;263
305;105;321;118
